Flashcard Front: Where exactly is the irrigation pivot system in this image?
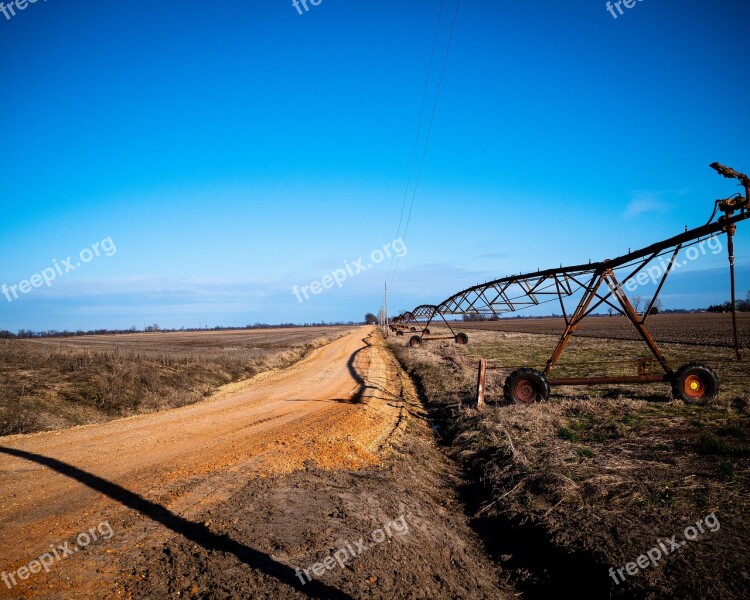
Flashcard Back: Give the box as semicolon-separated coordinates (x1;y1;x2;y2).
391;163;749;405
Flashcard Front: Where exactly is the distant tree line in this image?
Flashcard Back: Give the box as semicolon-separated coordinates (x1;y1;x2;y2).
462;313;501;321
707;291;750;313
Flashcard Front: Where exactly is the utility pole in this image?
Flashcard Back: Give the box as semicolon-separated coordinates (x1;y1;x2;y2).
384;281;389;337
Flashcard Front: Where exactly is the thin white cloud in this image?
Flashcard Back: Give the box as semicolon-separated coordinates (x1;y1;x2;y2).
14;276;273;300
624;191;672;218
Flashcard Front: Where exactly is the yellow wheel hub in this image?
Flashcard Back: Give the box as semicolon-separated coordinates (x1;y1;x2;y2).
684;375;704;398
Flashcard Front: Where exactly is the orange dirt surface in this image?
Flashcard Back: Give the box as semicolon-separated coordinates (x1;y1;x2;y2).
0;327;405;599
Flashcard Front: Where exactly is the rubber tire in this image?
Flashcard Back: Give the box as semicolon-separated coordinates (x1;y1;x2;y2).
504;368;551;404
423;328;431;336
410;327;417;332
409;335;422;348
672;363;719;405
455;333;469;345
396;330;404;336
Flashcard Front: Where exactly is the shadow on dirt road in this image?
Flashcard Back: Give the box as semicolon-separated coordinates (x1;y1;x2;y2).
0;446;354;600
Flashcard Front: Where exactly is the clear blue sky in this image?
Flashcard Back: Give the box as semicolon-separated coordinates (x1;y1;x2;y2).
1;0;749;331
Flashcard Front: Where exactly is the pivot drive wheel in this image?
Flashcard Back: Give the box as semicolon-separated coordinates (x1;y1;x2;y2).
423;328;431;335
396;330;404;336
672;363;719;405
504;368;550;404
409;335;422;348
455;332;469;345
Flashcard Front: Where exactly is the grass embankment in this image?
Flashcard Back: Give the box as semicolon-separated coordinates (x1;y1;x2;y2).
390;329;750;599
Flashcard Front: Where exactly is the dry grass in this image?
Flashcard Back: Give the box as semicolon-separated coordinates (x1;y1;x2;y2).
0;327;355;436
390;328;750;598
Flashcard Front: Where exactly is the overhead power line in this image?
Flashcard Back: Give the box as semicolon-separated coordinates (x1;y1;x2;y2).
387;0;446;281
388;0;461;287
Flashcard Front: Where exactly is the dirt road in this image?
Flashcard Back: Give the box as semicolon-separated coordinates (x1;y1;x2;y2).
0;327;407;598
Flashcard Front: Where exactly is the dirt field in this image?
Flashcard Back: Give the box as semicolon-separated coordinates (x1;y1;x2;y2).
19;328;353;352
0;328;512;599
459;313;750;347
0;327;354;436
389;328;750;599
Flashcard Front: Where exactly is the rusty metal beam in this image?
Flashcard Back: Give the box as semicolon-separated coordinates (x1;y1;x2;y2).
549;375;668;386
